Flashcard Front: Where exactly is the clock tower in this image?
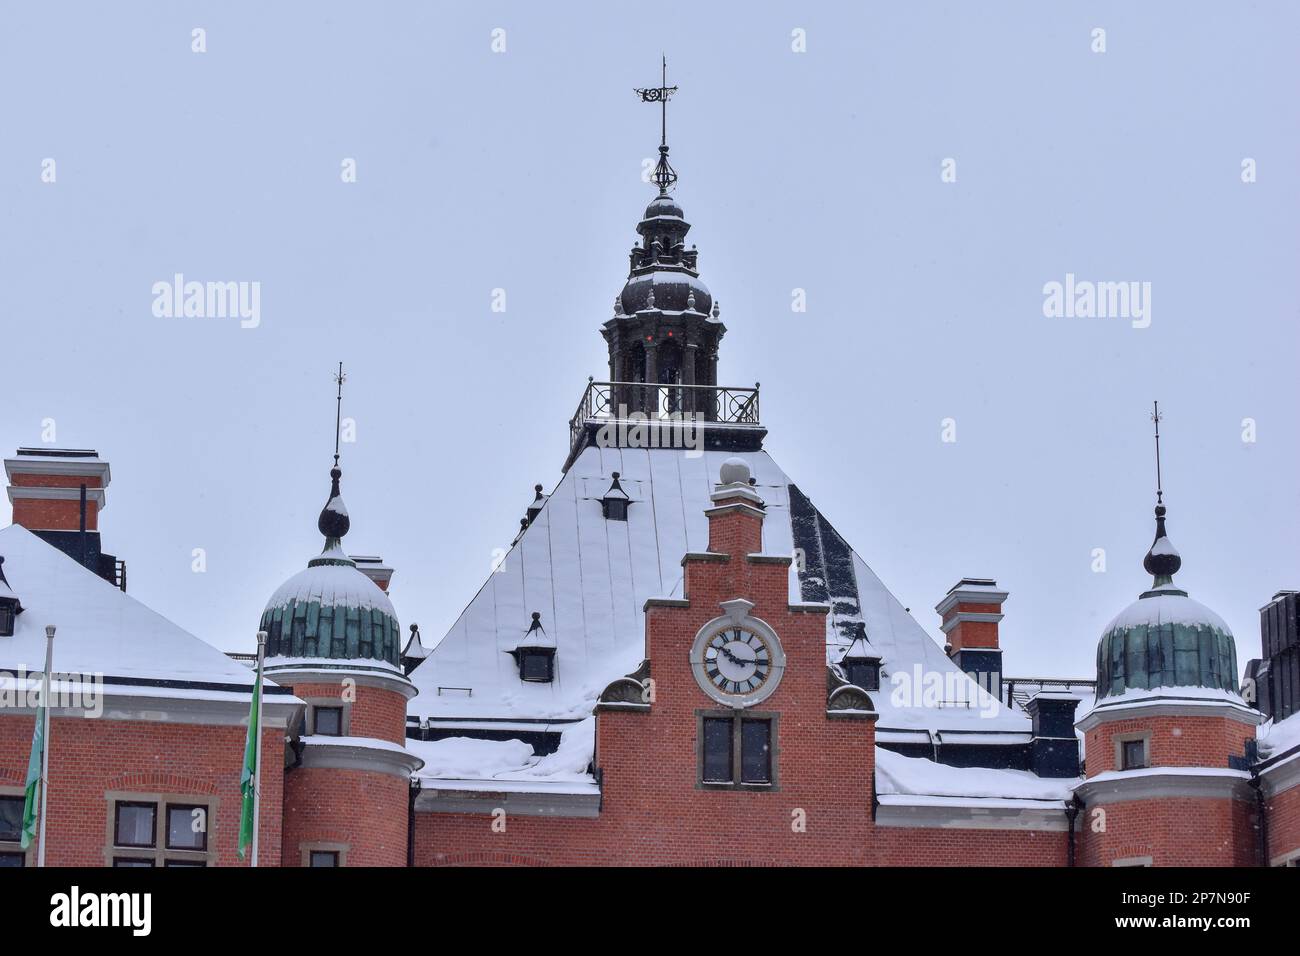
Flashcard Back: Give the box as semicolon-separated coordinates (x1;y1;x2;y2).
589;458;878;864
601;61;726;420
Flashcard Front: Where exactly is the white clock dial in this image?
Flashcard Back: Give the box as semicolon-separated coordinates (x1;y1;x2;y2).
701;627;774;697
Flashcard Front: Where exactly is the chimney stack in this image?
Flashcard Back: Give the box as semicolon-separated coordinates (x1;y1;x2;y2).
5;448;122;588
352;555;394;593
935;577;1008;698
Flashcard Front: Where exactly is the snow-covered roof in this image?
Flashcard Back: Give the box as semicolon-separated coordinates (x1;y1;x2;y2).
1261;711;1300;756
0;524;265;688
263;561;396;618
875;747;1074;806
410;717;595;789
1102;591;1231;635
408;445;1030;738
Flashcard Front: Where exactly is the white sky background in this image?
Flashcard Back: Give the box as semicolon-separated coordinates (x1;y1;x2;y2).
1;2;1296;681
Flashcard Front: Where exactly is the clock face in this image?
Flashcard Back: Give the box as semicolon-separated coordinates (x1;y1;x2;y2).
701;626;774;697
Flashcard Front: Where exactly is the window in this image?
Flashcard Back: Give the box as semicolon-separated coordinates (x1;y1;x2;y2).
313;706;343;737
107;795;215;867
0;604;14;637
1119;737;1148;771
702;718;733;782
698;711;777;790
0;795;25;867
844;661;880;691
114;803;156;848
518;648;555;683
300;841;348;866
0;795;22;843
165;805;207;851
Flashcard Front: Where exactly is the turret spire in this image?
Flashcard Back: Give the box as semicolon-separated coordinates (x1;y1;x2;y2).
316;362;351;558
1142;401;1182;587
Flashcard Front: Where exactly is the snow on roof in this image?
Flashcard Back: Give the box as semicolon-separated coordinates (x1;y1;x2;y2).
263;561;395;617
1102;592;1230;635
1079;684;1248;725
875;747;1075;804
410;717;595;787
0;524;264;688
408;446;1030;737
1259;711;1300;761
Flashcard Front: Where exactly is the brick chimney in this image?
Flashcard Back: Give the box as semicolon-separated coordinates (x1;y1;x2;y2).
705;457;765;558
352;555;394;592
5;447;123;588
935;577;1007;697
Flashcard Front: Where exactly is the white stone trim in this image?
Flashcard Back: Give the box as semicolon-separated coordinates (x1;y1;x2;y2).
1077;694;1263;733
4;457;111;483
874;797;1069;831
935;587;1008;618
939;612;1004;634
6;485;107;509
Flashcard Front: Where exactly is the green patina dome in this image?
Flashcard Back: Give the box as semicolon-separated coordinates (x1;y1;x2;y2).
1095;502;1239;699
259;465;402;670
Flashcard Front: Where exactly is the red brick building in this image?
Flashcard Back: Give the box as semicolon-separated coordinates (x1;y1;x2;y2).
3;128;1300;869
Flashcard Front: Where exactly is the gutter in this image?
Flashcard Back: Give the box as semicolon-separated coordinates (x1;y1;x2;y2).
1065;795;1083;867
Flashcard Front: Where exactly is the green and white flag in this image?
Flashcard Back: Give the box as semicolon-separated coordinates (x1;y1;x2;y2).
19;699;44;849
237;662;262;861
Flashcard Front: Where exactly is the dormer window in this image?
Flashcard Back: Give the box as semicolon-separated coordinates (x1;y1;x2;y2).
601;472;631;521
844;659;880;692
509;611;557;683
518;648;555;682
0;556;22;638
839;625;881;691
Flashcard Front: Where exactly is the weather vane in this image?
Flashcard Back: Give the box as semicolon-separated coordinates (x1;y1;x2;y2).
332;362;346;467
635;55;678;193
1151;400;1163;505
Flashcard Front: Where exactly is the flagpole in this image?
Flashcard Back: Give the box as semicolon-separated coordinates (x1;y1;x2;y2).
37;624;55;868
251;630;266;868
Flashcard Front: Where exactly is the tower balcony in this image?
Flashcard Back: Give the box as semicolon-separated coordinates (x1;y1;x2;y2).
565;379;764;472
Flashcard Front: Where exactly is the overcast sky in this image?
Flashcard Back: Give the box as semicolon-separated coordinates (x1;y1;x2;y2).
1;2;1297;681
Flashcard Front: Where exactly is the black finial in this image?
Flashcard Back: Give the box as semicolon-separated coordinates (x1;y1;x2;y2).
635;56;679;194
528;611;544;633
317;363;351;543
1142;401;1181;581
534;484;544;502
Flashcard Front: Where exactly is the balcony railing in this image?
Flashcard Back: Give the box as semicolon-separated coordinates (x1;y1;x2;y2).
568;380;760;464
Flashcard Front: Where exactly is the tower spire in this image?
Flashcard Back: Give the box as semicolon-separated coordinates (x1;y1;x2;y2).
316;362;351;557
1142;401;1182;587
635;55;679;194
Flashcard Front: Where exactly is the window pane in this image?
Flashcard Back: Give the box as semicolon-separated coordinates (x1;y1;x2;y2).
309;851;338;867
1122;740;1145;770
113;858;154;867
702;718;733;783
520;653;552;682
0;851;24;867
740;719;772;783
0;796;23;842
166;805;207;851
314;707;343;736
164;860;206;867
115;803;156;848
